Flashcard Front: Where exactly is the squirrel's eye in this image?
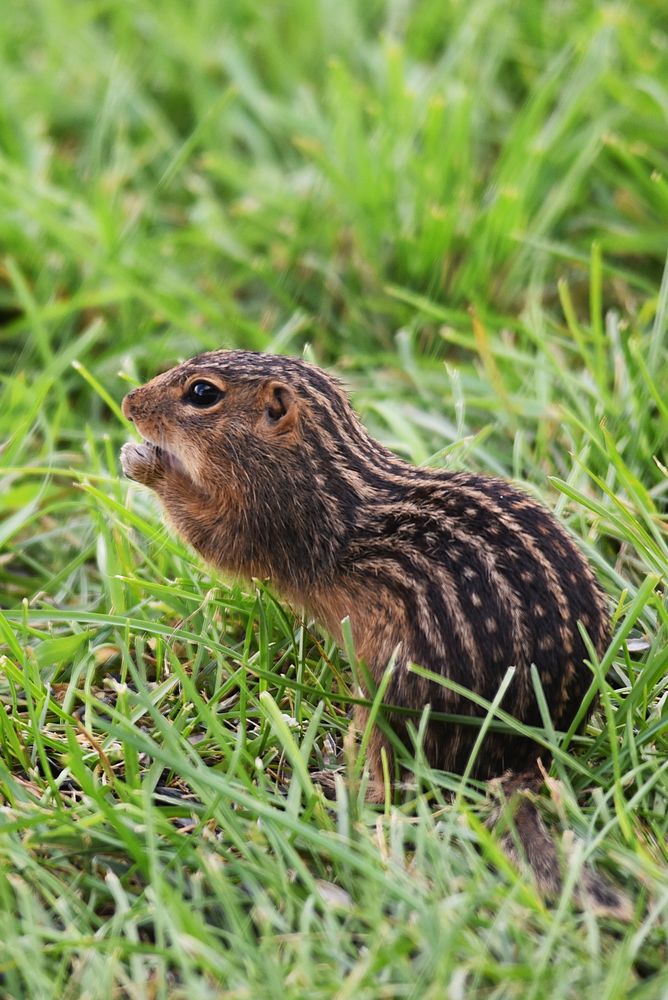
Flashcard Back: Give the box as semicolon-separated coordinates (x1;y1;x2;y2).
184;381;225;408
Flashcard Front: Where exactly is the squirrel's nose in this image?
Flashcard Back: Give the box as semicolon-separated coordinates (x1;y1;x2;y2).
122;391;136;421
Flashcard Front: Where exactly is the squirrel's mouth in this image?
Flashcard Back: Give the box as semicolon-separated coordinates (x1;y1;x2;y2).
142;439;188;476
127;412;201;482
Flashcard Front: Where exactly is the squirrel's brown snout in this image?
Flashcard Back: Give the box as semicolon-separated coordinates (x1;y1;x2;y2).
122;391;137;421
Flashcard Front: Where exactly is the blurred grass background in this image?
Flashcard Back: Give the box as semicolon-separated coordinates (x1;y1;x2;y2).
1;0;667;996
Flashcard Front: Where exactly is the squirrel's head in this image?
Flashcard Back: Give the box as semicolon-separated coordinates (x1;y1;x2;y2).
121;351;374;586
121;350;329;484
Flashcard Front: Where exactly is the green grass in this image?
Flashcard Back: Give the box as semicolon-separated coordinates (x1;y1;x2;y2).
1;0;667;995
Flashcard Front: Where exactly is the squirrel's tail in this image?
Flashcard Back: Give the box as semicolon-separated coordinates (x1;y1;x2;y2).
490;773;632;920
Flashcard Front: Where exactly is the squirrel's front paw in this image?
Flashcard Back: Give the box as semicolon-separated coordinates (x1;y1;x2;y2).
120;442;164;487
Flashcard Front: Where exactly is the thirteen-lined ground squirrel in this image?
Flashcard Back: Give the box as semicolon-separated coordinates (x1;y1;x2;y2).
121;350;622;911
121;349;609;780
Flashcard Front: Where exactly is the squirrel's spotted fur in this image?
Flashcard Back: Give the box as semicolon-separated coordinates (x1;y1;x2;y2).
121;349;626;917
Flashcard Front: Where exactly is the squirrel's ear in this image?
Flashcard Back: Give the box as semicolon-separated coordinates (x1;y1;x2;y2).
261;381;298;433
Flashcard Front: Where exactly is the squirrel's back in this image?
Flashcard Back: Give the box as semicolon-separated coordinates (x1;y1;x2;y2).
337;467;609;777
